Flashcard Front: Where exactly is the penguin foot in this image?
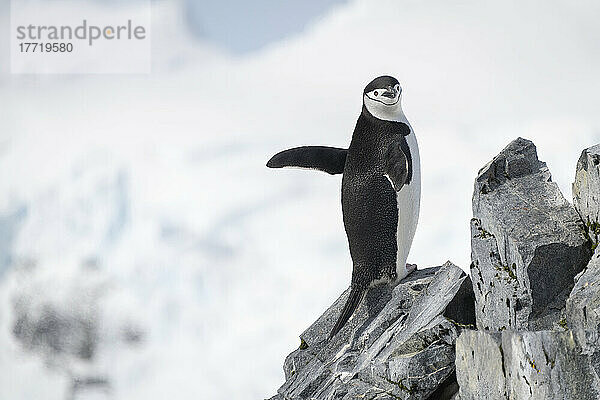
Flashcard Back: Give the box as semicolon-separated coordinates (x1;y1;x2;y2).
406;263;417;274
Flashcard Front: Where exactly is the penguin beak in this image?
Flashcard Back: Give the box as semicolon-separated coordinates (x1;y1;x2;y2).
380;86;397;99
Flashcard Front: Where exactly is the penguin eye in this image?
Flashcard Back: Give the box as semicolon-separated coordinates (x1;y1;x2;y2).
374;91;378;96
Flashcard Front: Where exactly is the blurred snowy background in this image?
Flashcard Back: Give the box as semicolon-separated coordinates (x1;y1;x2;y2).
0;0;599;398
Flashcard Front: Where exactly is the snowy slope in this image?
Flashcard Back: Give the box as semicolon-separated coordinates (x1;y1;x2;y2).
0;0;599;399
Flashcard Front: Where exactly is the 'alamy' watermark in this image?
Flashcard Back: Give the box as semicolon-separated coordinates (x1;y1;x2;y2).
11;1;151;74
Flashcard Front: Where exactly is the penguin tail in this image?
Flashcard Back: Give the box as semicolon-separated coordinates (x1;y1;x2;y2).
328;286;365;340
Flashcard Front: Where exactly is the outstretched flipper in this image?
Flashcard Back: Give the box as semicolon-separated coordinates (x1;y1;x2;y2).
385;142;408;191
328;285;366;339
267;146;347;175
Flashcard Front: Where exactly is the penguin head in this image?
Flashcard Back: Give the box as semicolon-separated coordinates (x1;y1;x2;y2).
362;75;405;122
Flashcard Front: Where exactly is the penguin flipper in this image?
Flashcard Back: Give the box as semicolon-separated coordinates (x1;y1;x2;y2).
385;142;408;191
267;146;347;175
328;286;365;339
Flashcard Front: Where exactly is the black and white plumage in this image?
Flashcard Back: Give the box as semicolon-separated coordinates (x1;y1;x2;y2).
267;76;421;339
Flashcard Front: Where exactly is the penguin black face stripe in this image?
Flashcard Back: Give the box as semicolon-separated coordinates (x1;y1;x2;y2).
362;76;406;123
364;76;402;107
267;75;421;340
365;86;401;106
363;75;399;93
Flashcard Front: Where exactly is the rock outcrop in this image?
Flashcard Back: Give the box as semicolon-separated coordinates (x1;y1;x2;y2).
270;138;600;400
567;145;600;360
456;139;600;400
6;261;145;400
573;144;600;238
270;262;475;400
471;138;591;331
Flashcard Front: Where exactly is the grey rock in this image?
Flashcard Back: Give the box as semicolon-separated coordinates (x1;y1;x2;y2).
272;262;475;400
567;144;600;362
12;301;98;360
455;331;506;400
471;137;591;331
456;330;600;400
567;254;600;358
573;144;600;243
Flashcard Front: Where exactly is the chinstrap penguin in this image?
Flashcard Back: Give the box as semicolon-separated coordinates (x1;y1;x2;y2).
267;75;421;339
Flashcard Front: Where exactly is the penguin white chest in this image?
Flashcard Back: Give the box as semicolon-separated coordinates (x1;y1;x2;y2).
395;132;421;280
